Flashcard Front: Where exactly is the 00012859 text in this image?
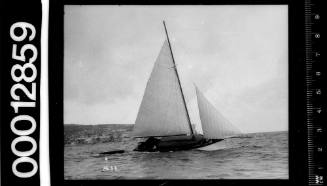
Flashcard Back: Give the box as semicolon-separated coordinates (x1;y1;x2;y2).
9;22;38;178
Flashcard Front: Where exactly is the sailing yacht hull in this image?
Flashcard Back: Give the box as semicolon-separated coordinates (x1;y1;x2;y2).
134;134;222;152
132;23;241;151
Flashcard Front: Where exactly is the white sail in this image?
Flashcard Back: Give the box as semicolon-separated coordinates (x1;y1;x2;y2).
195;86;241;139
133;40;191;137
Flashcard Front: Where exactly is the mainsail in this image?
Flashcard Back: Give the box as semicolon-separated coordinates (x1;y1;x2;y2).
195;86;241;139
133;40;192;137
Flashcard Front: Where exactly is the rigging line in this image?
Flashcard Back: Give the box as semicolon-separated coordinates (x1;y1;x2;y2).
163;20;194;136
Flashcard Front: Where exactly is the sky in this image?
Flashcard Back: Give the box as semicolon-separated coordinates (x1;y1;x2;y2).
64;5;288;133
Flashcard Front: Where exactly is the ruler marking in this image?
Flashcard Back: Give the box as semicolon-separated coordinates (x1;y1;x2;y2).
304;0;322;185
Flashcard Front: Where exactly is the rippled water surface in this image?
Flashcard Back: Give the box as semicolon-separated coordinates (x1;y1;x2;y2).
64;126;288;180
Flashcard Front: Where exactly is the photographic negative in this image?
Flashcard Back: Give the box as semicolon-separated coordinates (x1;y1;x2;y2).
64;5;288;180
1;0;324;185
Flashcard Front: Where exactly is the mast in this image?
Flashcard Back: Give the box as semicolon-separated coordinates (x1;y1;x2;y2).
163;21;194;136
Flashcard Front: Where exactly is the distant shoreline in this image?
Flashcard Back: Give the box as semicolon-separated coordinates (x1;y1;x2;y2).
64;123;133;126
64;124;287;134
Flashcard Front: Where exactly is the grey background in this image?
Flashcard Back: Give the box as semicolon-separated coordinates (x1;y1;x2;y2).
64;5;288;133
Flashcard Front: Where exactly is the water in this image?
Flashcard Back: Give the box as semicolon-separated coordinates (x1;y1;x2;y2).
64;125;288;179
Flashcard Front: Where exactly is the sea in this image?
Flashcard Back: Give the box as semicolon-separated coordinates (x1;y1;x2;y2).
64;124;288;180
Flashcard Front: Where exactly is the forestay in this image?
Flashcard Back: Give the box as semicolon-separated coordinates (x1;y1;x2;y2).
195;86;241;139
133;40;191;137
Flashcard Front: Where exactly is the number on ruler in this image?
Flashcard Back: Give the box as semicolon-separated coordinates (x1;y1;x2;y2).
315;175;324;184
316;89;321;95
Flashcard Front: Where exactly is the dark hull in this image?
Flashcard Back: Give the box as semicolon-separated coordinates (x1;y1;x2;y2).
134;134;223;152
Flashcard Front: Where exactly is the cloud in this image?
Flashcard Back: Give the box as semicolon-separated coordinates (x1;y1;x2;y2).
64;5;288;133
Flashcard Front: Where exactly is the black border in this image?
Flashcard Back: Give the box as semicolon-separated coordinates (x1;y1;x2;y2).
1;0;42;185
49;0;307;185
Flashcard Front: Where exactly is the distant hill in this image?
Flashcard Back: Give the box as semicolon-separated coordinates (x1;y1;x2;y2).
64;124;134;145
